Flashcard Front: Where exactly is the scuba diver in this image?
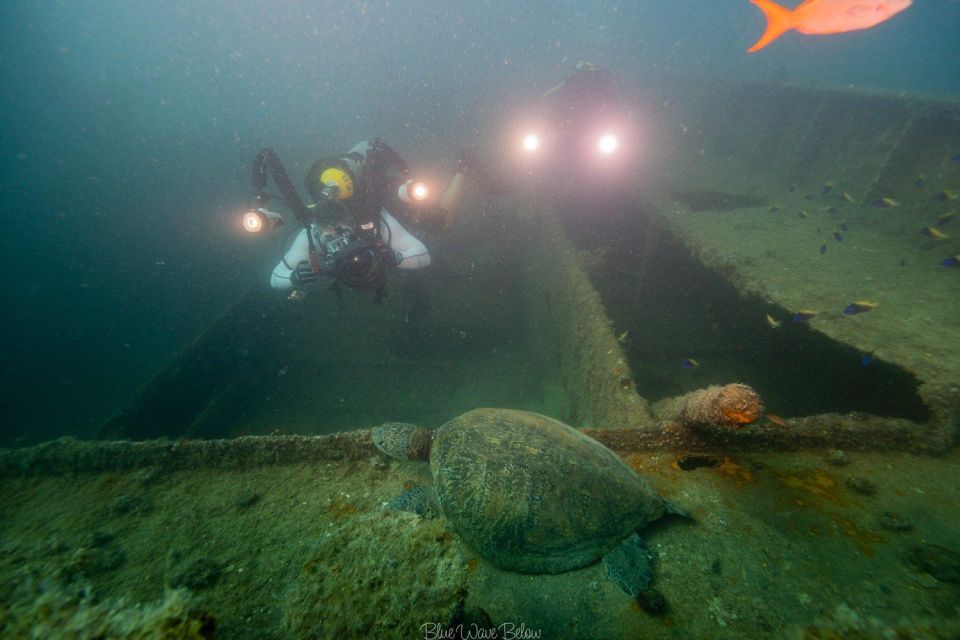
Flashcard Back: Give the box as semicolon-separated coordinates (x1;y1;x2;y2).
246;139;462;303
245;138;508;304
518;61;634;198
526;62;637;247
540;60;626;145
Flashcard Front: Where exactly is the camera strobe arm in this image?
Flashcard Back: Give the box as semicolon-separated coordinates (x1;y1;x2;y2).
252;148;313;226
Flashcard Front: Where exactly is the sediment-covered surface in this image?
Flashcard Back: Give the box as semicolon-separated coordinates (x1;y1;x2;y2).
649;184;960;395
2;441;959;639
637;81;960;445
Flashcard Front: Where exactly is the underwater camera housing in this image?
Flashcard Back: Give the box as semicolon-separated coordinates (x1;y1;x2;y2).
333;232;393;293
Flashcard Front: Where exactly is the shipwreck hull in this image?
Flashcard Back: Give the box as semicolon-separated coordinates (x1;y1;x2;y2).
5;80;960;640
94;80;959;454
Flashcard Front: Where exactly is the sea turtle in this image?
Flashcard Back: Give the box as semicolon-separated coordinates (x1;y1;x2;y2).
373;408;688;597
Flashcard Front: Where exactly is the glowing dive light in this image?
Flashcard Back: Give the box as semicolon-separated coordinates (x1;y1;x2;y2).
242;210;263;233
410;181;429;201
522;133;540;152
398;180;430;203
597;133;619;155
242;208;284;234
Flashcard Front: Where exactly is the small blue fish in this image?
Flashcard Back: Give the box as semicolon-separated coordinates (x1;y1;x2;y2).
793;310;818;322
953;153;960;163
681;358;699;369
839;222;849;231
820;244;828;255
861;353;875;366
843;300;878;315
833;232;843;242
941;255;960;268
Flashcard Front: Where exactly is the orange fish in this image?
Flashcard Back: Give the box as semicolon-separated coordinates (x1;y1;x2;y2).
748;0;913;53
766;414;789;427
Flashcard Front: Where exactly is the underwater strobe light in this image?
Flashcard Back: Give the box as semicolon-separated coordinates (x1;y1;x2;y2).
242;208;284;234
522;132;541;153
597;133;619;155
398;179;430;204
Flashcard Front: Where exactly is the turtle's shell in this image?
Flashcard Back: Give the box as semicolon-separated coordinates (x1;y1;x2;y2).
430;408;666;574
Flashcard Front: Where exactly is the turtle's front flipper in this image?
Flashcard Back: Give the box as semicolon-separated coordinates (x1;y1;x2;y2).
384;486;438;518
663;498;692;520
602;532;654;597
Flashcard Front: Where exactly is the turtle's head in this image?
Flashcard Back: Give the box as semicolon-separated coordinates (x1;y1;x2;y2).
372;423;433;462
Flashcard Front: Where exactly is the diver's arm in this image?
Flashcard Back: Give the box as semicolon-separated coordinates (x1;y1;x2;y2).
394;173;464;234
403;148;494;231
270;228;312;290
408;156;511;232
437;171;467;225
379;208;431;270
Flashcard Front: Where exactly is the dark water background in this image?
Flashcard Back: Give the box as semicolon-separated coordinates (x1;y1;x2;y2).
1;0;958;445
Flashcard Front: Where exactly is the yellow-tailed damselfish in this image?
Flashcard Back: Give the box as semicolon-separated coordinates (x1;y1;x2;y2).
921;226;949;240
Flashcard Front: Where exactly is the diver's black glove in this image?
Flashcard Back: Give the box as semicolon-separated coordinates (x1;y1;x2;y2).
289;261;321;286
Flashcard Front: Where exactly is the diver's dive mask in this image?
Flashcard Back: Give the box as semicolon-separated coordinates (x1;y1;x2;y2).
306;156;364;205
318;183;341;202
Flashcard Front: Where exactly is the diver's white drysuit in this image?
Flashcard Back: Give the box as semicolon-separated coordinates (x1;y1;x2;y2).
269;208;430;290
269;139;432;290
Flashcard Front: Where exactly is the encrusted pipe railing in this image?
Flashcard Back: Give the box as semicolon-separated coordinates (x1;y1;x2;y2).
0;410;942;479
521;198;653;429
0;432;377;478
